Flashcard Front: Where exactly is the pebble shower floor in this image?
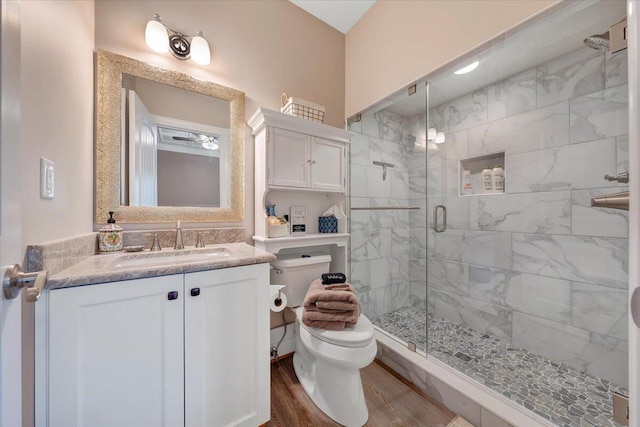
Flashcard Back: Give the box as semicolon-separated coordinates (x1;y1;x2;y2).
373;306;626;427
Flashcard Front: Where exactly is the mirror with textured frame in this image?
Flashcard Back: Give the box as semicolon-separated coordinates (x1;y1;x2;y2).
95;50;245;224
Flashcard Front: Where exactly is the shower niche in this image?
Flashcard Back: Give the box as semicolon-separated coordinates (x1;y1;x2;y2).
458;152;506;196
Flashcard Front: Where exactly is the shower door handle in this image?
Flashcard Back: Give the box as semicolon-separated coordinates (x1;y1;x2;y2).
433;205;447;233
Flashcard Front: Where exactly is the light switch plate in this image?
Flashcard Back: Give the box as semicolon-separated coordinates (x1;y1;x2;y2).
40;157;54;199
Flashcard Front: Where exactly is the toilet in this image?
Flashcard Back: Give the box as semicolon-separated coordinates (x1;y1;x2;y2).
271;252;377;427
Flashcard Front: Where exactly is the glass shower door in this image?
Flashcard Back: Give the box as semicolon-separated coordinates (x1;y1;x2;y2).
348;83;429;355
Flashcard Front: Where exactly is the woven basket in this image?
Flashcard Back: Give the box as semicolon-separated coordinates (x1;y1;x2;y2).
280;93;325;123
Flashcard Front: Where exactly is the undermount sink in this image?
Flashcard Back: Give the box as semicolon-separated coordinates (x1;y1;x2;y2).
108;247;231;269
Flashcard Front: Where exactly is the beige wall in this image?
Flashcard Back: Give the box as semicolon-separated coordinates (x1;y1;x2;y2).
95;0;346;240
21;4;95;426
345;0;558;117
21;1;95;248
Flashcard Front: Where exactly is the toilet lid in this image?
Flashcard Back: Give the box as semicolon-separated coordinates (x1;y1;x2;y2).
296;307;375;347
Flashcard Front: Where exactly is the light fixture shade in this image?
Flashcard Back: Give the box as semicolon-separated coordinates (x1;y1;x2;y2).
427;128;437;141
191;32;210;65
435;132;446;144
145;16;169;53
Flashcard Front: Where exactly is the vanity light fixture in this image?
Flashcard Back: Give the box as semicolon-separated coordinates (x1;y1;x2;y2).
435;132;446;144
145;14;211;65
454;60;479;75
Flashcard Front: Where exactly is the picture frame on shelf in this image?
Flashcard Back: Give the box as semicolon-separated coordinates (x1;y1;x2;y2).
290;206;307;234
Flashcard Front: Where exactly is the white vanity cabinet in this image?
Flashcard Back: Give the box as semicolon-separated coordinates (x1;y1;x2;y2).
38;263;269;427
184;266;269;427
47;275;185;427
267;126;345;192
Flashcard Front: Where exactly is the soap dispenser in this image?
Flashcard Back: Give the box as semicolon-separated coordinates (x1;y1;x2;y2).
99;211;124;253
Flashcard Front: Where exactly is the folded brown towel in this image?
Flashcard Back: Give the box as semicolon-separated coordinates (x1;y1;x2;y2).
304;304;361;324
300;319;350;331
303;311;358;325
315;300;358;311
301;278;361;330
302;306;360;330
302;279;358;311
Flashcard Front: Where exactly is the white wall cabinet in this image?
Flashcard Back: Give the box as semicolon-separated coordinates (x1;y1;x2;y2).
38;263;270;427
267;127;345;192
249;108;352;245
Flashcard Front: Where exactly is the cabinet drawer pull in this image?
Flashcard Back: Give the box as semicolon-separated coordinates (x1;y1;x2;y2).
191;288;200;297
167;291;179;300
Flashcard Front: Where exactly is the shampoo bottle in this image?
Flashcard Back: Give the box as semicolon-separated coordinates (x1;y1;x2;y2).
491;165;505;193
482;167;493;193
461;170;472;195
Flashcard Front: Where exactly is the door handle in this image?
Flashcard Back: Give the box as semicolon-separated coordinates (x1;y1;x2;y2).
433;205;447;233
3;264;48;302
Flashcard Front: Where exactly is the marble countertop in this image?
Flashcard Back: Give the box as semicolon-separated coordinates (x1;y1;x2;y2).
45;242;276;290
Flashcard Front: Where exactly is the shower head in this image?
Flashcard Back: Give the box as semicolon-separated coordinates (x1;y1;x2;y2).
584;32;610;50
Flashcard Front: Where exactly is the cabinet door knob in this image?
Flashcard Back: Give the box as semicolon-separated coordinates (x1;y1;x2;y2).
191;288;200;297
167;291;179;300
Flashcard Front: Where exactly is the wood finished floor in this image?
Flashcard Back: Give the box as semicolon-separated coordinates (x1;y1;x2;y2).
268;356;456;427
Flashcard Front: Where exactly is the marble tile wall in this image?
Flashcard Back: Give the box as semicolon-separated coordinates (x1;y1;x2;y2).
351;46;629;388
349;110;422;319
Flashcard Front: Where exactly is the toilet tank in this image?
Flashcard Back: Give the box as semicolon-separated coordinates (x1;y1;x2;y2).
270;252;332;307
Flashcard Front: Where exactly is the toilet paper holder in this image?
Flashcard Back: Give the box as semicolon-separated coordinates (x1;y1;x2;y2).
271;269;284;302
269;283;287;311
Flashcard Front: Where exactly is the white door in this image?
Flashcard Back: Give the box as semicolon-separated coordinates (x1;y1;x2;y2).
311;137;345;192
628;2;639;426
267;127;310;188
129;90;158;206
47;276;185;427
0;2;23;427
184;264;270;427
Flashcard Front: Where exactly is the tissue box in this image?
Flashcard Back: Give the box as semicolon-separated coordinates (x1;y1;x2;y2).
318;216;338;233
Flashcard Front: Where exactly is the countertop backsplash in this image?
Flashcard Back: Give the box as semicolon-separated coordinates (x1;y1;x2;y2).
26;227;246;275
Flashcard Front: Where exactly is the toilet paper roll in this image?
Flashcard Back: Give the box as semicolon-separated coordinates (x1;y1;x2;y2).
269;285;287;312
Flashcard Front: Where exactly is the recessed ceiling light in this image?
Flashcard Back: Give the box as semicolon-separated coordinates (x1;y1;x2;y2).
454;61;479;75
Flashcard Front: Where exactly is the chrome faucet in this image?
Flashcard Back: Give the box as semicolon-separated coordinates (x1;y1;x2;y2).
174;221;184;249
195;232;205;248
150;234;162;251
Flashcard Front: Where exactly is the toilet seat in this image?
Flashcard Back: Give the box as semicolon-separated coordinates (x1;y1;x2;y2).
295;307;375;348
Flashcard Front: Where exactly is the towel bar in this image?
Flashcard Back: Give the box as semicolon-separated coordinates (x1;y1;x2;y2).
350;206;421;210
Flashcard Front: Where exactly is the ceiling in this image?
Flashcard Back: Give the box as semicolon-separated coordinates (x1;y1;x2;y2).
370;0;626;117
289;0;376;34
